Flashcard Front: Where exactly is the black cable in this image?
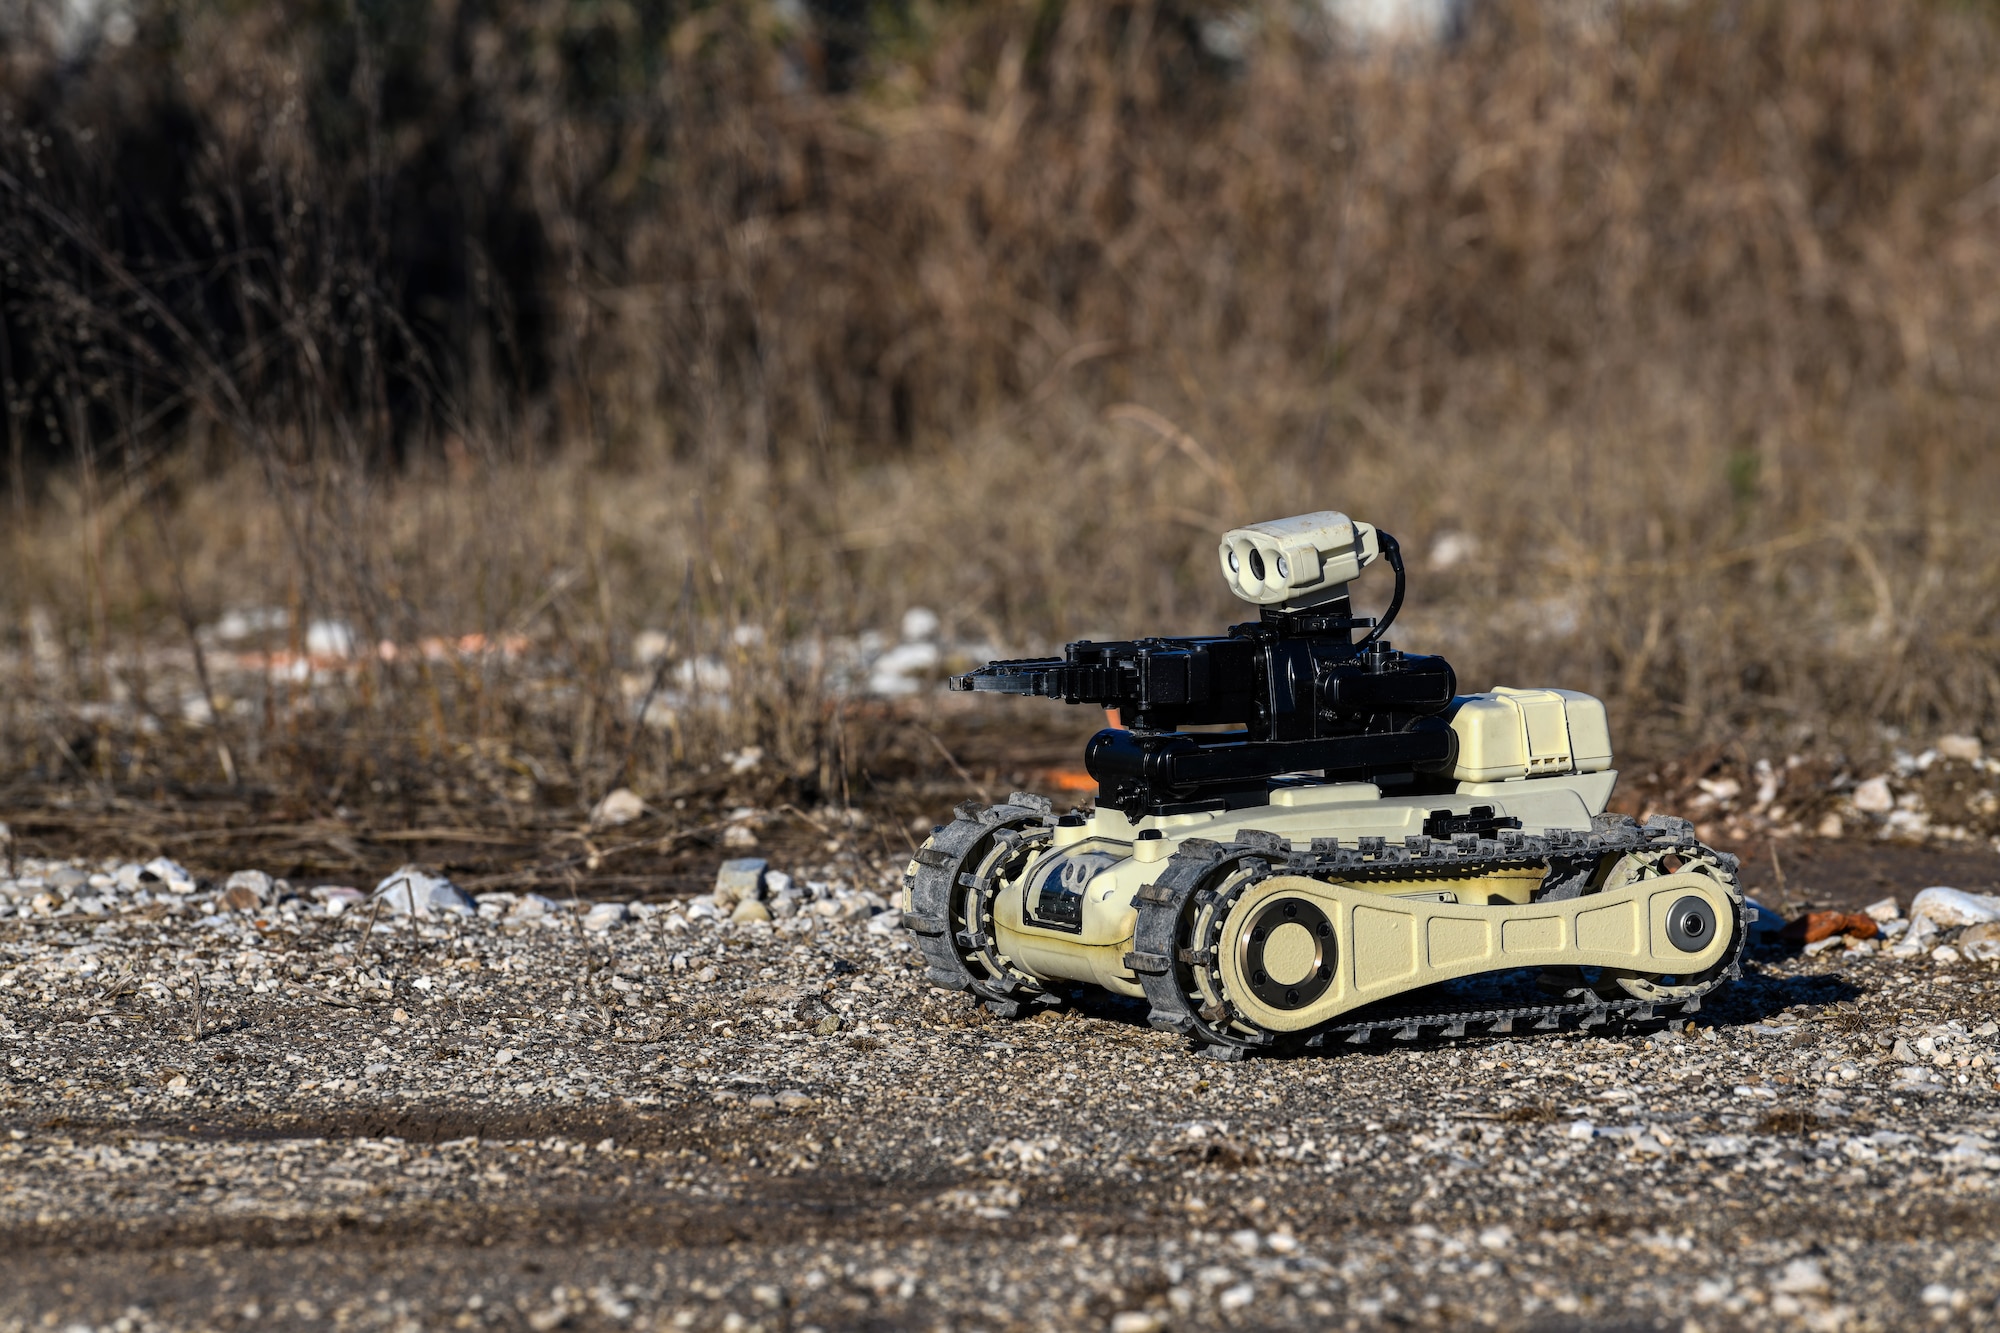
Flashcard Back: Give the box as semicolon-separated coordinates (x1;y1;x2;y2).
1358;531;1404;646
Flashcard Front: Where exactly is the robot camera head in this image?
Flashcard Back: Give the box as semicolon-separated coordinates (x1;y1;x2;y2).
1218;511;1380;609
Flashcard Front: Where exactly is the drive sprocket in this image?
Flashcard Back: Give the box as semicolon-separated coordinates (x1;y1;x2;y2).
901;794;1061;1018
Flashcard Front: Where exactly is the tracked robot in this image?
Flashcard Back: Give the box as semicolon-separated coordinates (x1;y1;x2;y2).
902;512;1743;1059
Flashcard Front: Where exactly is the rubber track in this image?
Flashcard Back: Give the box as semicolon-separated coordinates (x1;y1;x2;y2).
901;793;1056;1016
1131;814;1746;1058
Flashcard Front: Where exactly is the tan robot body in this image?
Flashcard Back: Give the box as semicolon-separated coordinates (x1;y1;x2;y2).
906;514;1742;1058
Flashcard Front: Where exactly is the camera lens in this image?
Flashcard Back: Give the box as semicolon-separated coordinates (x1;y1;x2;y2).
1276;554;1290;579
1226;549;1239;572
1248;549;1266;580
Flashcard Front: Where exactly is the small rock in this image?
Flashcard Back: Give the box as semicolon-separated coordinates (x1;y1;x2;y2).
766;893;800;920
865;908;904;935
1891;914;1940;957
764;869;793;897
714;858;768;907
726;746;764;775
1815;812;1844;838
509;893;561;919
1851;777;1895;815
1958;922;2000;962
730;899;772;924
1862;896;1901;922
312;886;366;915
775;1089;814;1109
1931;945;1962;965
1110;1314;1165;1333
590;787;646;828
583;902;630;932
722;824;760;849
1911;886;2000;928
224;869;273;904
685;899;720;922
1936;734;1983;762
220;885;263;913
695;966;719;983
372;866;476;917
1773;1258;1829;1296
814;1014;842;1036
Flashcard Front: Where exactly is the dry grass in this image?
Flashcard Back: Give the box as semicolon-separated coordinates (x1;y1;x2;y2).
3;0;1999;825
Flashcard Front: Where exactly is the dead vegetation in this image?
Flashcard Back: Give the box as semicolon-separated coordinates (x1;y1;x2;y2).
3;0;1999;853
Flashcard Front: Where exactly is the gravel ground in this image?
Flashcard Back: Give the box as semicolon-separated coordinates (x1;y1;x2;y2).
4;850;2000;1333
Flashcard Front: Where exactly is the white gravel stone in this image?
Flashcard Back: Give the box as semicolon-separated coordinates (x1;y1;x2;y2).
583;902;630;932
1936;734;1983;762
714;858;767;905
1891;915;1941;957
1862;896;1901;922
224;869;274;904
590;787;647;828
1959;923;2000;962
1851;776;1895;814
372;866;477;917
1911;887;2000;928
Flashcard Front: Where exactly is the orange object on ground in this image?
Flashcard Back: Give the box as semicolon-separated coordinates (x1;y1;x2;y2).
1780;911;1878;944
1047;770;1097;792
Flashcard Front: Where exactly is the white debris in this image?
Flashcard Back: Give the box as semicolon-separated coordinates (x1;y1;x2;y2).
583;902;631;932
868;640;941;697
1772;1258;1830;1296
899;607;941;642
1696;777;1741;806
1959;923;2000;962
371;866;476;917
1910;886;2000;928
590;787;646;828
633;629;671;664
509;893;562;920
305;619;356;658
1937;734;1984;763
137;857;197;895
1850;777;1895;815
224;870;274;903
312;886;366;915
1427;531;1478;571
1861;897;1901;923
714;858;767;905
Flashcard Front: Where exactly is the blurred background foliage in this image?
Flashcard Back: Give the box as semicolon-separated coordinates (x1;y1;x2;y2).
2;0;1998;806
